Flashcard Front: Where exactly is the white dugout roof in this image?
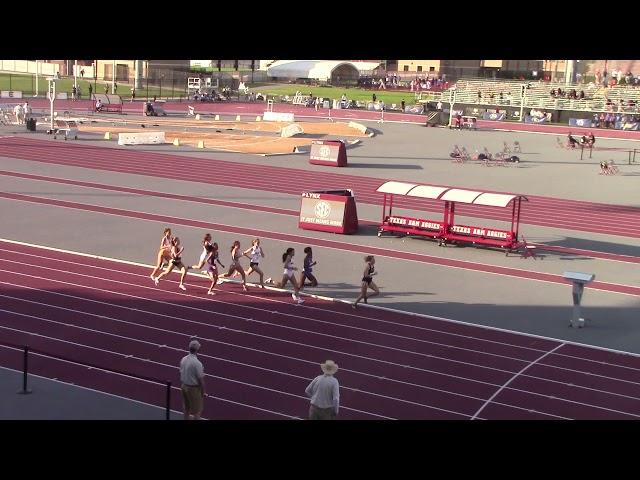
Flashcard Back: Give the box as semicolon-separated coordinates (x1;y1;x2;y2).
376;181;528;207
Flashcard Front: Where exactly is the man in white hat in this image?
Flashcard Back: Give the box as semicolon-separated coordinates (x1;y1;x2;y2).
179;339;206;420
305;360;340;420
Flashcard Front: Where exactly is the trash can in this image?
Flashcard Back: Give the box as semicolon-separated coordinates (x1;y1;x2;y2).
26;118;36;131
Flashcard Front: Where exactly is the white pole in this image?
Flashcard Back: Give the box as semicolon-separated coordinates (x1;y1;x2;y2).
448;89;456;127
112;60;116;94
35;60;39;97
49;78;56;132
74;60;78;90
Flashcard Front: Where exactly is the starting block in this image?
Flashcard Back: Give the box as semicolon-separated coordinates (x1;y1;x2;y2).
214;114;220;121
195;114;201;120
104;132;111;140
173;138;180;146
197;140;205;149
235;115;241;121
256;116;261;122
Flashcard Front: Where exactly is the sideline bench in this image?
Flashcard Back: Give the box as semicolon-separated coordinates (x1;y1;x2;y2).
89;94;123;114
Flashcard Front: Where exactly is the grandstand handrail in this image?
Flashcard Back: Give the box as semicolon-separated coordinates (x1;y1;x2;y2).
0;339;173;419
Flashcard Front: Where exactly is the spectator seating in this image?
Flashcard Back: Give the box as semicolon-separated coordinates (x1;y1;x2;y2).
440;78;640;115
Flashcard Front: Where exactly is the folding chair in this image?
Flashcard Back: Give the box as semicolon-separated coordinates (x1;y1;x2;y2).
450;145;464;164
187;105;195;116
513;141;522;153
607;160;619;175
508;236;538;260
502;141;512;155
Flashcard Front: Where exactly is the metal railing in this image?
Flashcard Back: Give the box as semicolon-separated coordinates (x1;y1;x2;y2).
0;340;173;420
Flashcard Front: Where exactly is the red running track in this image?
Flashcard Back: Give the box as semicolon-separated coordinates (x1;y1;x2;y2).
1;239;640;419
1;136;640;238
1;168;638;265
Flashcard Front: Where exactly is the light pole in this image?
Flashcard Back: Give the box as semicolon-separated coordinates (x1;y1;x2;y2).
448;86;457;127
112;60;116;94
35;60;39;97
519;84;526;122
47;76;57;132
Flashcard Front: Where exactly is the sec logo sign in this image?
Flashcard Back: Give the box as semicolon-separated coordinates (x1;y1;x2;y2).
314;201;331;219
319;146;331;158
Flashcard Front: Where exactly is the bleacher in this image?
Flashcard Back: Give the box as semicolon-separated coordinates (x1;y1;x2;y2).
441;78;640;114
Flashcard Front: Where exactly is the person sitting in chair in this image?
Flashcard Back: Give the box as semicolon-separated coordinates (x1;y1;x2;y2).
144;102;155;116
599;161;609;174
567;132;579;149
95;99;103;112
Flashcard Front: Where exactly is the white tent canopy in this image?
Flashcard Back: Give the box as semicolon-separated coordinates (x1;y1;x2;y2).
266;60;382;81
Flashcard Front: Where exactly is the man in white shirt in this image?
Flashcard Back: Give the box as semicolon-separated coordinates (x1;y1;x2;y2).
305;360;340;420
179;339;206;420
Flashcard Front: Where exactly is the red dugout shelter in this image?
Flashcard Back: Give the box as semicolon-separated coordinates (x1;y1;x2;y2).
376;181;528;251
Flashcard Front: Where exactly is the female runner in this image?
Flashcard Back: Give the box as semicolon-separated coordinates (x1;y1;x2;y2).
150;228;173;281
154;237;189;291
218;240;248;291
353;255;379;308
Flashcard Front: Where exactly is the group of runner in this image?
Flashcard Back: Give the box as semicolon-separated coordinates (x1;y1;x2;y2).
148;228;381;306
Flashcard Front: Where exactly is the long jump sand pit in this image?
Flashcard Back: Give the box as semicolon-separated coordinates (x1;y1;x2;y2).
78;119;367;155
87;116;370;137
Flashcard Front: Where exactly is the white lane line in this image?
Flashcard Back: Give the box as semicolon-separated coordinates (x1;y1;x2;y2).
0;261;543;377
2;198;639;298
3;238;640;367
0;293;469;418
0;365;187;419
471;344;569;420
4;245;640;381
0;238;640;371
5;285;635;415
0;322;337;420
1;274;636;416
10;248;640;391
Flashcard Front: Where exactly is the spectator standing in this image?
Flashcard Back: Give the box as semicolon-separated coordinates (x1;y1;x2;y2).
80;68;85;78
131;87;136;103
114;82;118;94
305;360;340;420
72;85;77;101
179;339;206;420
104;84;109;94
401;99;405;112
88;83;93;98
22;101;31;121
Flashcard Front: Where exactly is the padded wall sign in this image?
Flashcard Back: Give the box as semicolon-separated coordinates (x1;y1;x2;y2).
309;140;348;167
298;190;358;234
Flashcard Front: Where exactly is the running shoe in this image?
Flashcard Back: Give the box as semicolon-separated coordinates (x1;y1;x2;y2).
179;284;186;291
291;293;297;300
154;277;159;286
265;277;272;284
242;285;248;292
207;291;216;296
297;298;305;305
